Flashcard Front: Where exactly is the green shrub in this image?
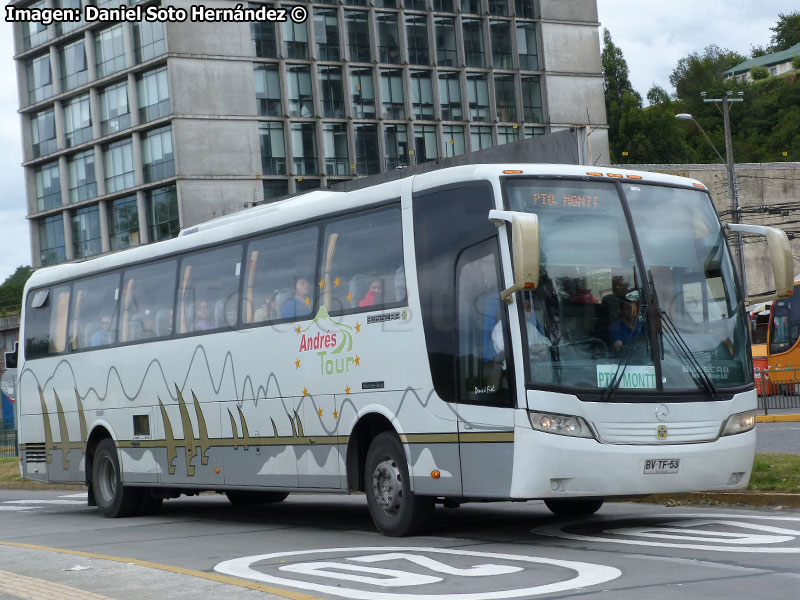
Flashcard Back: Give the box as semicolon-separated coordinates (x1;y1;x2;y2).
751;65;770;80
792;55;800;70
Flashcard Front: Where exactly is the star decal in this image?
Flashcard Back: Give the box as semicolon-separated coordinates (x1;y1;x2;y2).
295;358;301;369
295;325;301;334
302;387;308;397
318;279;324;289
317;408;324;417
334;277;341;288
354;355;360;366
345;385;351;395
304;296;310;306
347;292;353;303
355;322;361;333
333;409;339;420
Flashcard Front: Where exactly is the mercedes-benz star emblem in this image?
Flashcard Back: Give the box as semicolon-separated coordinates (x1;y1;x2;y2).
655;404;670;422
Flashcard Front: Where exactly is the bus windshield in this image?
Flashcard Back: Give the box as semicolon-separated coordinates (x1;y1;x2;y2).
505;178;750;394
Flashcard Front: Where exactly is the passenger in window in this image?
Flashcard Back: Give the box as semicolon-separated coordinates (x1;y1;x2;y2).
599;275;629;336
91;314;114;347
194;300;214;331
282;277;312;319
609;301;644;352
359;279;383;307
254;291;277;322
492;296;551;366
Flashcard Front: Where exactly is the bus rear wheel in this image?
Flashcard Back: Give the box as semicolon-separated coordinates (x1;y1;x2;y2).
365;432;433;536
544;498;604;517
225;490;290;505
92;438;142;518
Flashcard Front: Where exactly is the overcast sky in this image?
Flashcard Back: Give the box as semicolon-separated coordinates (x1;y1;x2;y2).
0;1;797;283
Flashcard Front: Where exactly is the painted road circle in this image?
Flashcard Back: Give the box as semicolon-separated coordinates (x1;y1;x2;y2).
214;546;621;600
533;513;800;553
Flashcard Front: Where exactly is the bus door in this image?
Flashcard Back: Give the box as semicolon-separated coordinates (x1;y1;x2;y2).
454;239;516;497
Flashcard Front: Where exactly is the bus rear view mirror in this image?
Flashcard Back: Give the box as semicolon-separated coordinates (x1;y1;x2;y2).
727;223;794;303
489;210;540;304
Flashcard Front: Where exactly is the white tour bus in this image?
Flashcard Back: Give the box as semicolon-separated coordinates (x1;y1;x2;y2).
12;164;794;536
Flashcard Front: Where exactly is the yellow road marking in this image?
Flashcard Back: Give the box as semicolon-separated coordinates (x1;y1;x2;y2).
756;414;800;423
0;568;110;600
0;541;322;600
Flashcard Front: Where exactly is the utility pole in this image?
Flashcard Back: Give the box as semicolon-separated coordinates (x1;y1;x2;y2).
703;91;746;295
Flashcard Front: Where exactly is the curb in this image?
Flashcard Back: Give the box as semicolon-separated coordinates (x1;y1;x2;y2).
757;414;800;422
634;491;800;508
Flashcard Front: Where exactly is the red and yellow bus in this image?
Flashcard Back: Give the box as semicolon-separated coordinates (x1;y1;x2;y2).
766;274;800;388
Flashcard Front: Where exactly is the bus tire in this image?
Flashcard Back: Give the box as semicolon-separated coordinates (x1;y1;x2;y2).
544;498;604;517
225;490;290;506
365;432;433;537
91;438;142;518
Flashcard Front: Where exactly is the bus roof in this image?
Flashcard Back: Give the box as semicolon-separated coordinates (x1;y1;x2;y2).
24;164;709;291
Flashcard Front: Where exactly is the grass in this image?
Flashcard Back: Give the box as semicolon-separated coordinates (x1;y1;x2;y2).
0;457;24;483
748;453;800;493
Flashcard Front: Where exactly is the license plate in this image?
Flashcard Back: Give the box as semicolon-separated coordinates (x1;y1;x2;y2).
643;458;680;474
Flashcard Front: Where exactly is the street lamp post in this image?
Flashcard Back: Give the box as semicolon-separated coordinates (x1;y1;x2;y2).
676;92;747;294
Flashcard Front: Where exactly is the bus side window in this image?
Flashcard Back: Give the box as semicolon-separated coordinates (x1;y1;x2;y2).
177;244;243;334
456;239;512;406
24;285;71;359
69;273;120;350
316;204;405;315
119;259;177;342
242;225;319;324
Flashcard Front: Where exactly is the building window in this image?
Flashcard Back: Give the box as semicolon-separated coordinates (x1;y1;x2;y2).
515;0;536;19
323;122;349;176
109;195;139;250
350;68;376;118
133;21;166;63
414;124;438;163
488;0;509;16
442;125;466;157
67;149;97;203
471;125;493;151
521;75;543;122
314;9;340;61
319;66;345;118
439;72;462;120
95;24;126;78
432;0;455;11
71;205;102;259
39;214;66;266
291;122;318;175
99;81;131;135
283;19;309;59
384;124;409;170
461;0;481;15
104;138;135;193
354;123;379;175
23;1;49;50
59;39;89;92
524;125;545;137
63;93;92;148
410;71;434;120
381;69;405;119
375;0;398;7
494;74;517;121
497;124;519;145
517;22;539;70
377;13;401;64
346;10;371;62
296;178;321;192
435;17;457;66
263;179;289;202
343;0;368;6
406;16;430;66
31;109;57;158
405;0;427;9
137;67;170;122
286;65;313;118
142;126;175;183
490;21;512;69
254;64;282;117
55;0;83;35
259;122;287;175
35;162;62;211
251;19;277;58
27;54;53;104
466;73;489;121
463;20;485;68
146;185;179;242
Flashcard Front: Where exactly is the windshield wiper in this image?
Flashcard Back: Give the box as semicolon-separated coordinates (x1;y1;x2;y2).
600;304;647;402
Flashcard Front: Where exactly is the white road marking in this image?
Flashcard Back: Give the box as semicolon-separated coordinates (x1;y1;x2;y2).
3;500;86;505
0;506;34;511
280;562;443;587
215;546;621;600
59;492;88;499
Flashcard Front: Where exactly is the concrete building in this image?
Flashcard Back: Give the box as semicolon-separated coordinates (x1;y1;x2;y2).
12;0;609;268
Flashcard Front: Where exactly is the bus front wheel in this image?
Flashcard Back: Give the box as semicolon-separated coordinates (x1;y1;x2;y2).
365;432;434;536
544;498;604;517
91;438;142;518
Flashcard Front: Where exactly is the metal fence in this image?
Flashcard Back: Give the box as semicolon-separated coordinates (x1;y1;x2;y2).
756;368;800;414
0;428;17;458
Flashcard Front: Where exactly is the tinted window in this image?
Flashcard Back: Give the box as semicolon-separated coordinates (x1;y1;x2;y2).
316;205;405;315
70;273;120;351
177;245;242;334
242;226;319;324
770;285;800;355
24;285;71;359
119;260;177;342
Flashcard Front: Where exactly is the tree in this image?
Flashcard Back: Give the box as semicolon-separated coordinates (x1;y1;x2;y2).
601;29;641;162
792;55;800;70
769;11;800;53
750;66;770;80
669;45;747;101
0;266;33;317
750;45;769;58
646;85;670;106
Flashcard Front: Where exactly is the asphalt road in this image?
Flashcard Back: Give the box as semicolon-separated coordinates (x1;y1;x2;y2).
0;490;799;599
756;421;800;454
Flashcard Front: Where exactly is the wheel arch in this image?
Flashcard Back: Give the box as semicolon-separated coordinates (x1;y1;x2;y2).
346;412;398;492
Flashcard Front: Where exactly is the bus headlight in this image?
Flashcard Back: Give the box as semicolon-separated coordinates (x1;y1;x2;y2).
720;410;757;436
528;411;594;439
